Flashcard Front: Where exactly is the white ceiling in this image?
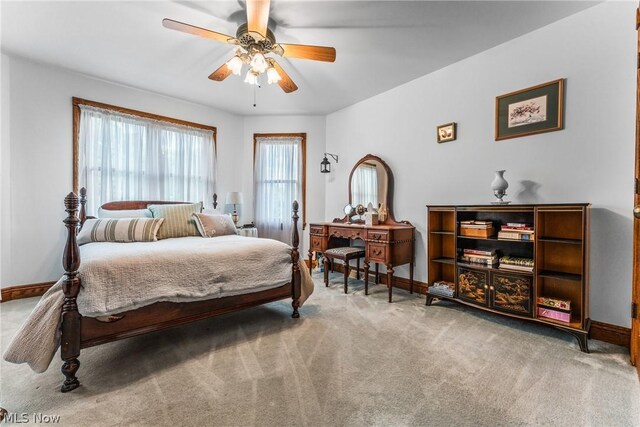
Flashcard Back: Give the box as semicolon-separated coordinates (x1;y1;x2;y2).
1;1;598;116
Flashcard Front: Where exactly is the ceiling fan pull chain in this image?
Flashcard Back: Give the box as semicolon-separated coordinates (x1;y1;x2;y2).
253;84;257;107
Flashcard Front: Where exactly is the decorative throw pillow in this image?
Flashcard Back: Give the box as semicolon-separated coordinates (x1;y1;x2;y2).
192;213;238;238
77;218;164;245
97;207;152;219
148;202;203;239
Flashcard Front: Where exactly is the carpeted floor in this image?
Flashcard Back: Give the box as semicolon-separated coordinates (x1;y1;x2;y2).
1;272;639;426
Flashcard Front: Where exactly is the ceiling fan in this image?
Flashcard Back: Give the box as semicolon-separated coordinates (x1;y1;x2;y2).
163;0;336;93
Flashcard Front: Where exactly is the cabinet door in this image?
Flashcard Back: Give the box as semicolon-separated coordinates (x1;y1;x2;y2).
490;272;533;317
457;267;489;307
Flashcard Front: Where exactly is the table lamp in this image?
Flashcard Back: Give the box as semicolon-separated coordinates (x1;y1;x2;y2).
226;191;243;226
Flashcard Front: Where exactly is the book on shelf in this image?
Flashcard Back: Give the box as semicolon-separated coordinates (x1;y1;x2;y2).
499;256;534;267
463;249;495;256
537;297;571;311
497;231;535;241
501;226;534;232
459;255;499;266
505;222;532;228
498;264;534;272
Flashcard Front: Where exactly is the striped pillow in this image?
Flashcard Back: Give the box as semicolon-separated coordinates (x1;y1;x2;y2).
77;218;164;245
148;202;203;239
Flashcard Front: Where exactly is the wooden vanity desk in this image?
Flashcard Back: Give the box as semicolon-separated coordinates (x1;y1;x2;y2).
309;222;414;301
309;154;415;302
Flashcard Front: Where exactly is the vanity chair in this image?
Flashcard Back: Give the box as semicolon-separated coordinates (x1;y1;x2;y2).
309;154;416;302
323;246;366;293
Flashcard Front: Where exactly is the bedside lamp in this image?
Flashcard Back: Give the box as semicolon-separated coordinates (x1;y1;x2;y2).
226;192;243;226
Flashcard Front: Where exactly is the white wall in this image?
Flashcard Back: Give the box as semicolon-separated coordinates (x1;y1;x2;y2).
325;2;636;327
1;53;10;293
242;115;327;252
1;55;245;287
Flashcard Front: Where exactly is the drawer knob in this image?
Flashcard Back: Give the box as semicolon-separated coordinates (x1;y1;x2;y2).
484;285;488;289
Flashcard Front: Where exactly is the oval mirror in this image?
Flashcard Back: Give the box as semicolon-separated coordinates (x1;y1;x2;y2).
348;155;393;222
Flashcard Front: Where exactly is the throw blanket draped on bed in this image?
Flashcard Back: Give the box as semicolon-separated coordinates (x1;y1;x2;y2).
3;235;314;373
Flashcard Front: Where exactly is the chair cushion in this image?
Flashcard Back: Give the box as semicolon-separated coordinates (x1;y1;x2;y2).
325;247;366;258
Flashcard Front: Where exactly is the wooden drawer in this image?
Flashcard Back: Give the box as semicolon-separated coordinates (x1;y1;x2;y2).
367;230;389;242
310;236;324;251
367;242;387;262
310;226;325;236
329;226;365;241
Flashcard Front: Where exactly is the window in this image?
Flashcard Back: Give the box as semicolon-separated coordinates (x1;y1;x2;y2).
73;98;216;215
253;133;306;245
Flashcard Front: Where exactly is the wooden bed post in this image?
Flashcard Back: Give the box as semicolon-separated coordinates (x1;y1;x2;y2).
60;192;82;392
79;187;87;227
291;200;301;318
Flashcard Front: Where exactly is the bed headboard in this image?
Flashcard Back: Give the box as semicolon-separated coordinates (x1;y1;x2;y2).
99;193;218;211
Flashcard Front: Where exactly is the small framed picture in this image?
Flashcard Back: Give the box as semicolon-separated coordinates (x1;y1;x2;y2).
437;122;457;143
495;79;564;141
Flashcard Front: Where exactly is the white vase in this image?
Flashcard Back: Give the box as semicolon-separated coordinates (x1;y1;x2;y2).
491;170;509;204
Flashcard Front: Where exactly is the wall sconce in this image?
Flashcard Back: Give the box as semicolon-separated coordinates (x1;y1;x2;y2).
320;153;339;173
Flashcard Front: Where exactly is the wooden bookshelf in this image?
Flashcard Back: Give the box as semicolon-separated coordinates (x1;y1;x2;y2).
426;204;591;352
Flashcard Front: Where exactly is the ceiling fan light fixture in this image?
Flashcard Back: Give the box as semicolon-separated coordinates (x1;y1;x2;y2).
250;52;268;74
267;65;281;84
244;70;259;85
225;56;243;76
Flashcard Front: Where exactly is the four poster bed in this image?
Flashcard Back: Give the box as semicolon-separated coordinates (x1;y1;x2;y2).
54;189;306;392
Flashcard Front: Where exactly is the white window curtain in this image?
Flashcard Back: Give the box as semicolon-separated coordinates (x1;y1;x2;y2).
254;136;302;247
352;163;378;208
79;105;216;215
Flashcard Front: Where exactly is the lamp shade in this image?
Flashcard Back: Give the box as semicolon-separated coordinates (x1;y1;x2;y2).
225;56;243;76
226;192;244;205
244;70;259;85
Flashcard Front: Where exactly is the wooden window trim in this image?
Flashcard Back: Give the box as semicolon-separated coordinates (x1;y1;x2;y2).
72;97;217;193
253;133;307;230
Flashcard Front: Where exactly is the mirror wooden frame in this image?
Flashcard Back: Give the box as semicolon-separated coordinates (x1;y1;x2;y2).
334;154;406;225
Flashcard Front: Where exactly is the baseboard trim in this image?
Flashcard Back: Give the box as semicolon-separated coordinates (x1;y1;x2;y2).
590;321;631;348
1;281;56;302
327;264;630;349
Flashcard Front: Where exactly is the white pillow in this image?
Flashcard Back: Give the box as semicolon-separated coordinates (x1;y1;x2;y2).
192;213;237;237
98;207;152;219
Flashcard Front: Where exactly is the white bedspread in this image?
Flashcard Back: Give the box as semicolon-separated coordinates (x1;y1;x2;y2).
3;235;314;373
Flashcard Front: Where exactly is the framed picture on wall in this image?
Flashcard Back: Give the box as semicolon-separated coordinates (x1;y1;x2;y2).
437;122;457;143
495;79;564;141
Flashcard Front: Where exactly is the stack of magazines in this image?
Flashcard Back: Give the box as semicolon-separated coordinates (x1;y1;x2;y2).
428;280;455;297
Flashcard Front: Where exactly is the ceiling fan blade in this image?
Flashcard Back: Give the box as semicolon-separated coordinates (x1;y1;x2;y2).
246;0;270;37
277;43;336;62
208;63;233;81
271;61;298;93
162;18;236;44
